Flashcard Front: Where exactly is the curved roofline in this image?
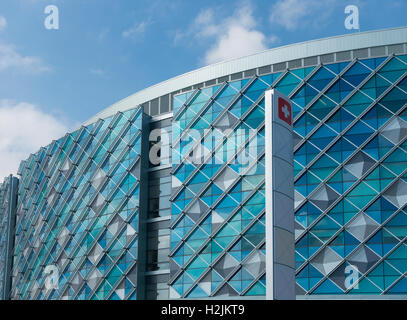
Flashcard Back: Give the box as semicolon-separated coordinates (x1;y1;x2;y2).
83;26;407;126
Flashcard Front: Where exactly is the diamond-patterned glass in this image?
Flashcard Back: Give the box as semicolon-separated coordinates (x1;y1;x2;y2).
10;108;144;300
171;54;407;297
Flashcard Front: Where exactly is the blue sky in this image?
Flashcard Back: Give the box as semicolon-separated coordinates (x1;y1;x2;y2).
0;0;406;178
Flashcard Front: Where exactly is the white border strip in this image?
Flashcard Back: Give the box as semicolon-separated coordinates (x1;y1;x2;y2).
265;90;274;300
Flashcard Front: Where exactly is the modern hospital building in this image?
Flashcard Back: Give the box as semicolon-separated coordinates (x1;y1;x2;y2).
1;27;407;300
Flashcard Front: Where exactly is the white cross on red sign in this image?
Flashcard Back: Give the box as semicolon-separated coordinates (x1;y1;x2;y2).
278;97;292;126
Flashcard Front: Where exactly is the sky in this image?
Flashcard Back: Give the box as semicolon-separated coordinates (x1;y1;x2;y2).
0;0;406;179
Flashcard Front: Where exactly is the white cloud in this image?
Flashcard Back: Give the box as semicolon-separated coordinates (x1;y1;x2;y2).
122;21;148;39
270;0;337;31
0;100;69;179
269;35;280;45
184;3;270;65
204;25;268;65
90;68;105;76
194;9;218;38
97;28;109;42
0;16;7;32
0;43;50;73
0;16;50;73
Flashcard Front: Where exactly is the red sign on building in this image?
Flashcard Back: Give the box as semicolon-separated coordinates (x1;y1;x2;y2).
278;97;292;126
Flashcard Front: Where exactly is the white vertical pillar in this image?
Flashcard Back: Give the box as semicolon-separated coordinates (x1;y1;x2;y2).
265;89;295;300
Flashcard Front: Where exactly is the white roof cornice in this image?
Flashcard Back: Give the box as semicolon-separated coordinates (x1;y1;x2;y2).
83;26;407;126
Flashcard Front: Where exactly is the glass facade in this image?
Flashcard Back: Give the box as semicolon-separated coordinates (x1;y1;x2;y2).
169;78;270;298
10;108;144;300
1;31;407;299
0;176;17;300
292;55;407;295
169;54;407;297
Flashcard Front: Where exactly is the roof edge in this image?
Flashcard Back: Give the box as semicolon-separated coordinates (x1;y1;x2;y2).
83;26;407;126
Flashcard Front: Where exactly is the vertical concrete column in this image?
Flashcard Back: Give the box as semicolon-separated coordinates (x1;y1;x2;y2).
0;175;18;300
265;89;295;300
